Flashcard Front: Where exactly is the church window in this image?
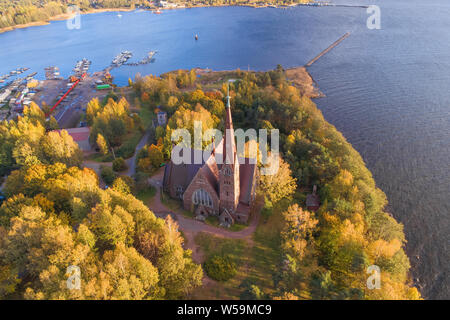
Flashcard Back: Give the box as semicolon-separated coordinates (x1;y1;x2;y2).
193;189;213;208
176;185;184;199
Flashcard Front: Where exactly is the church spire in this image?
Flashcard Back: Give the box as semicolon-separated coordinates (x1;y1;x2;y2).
223;82;235;164
226;81;231;109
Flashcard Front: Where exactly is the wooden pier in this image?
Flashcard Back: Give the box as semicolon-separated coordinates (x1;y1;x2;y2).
305;32;350;67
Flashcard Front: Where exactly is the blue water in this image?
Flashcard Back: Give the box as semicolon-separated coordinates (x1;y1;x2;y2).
0;0;448;299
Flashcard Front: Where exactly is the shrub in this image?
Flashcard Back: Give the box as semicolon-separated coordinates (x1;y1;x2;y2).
100;166;116;186
239;279;265;300
204;255;237;281
116;142;137;159
112;157;128;172
112;176;135;195
135;172;150;193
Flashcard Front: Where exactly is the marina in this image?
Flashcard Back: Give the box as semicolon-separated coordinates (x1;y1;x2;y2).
0;73;39;121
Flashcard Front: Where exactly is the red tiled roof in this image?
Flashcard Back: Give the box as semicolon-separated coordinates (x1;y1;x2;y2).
55;127;90;142
306;194;320;207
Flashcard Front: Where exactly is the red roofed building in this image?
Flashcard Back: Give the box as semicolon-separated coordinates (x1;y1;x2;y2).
306;185;320;212
55;127;92;152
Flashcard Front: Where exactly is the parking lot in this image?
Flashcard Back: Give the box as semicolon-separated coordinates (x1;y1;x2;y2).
33;72;109;128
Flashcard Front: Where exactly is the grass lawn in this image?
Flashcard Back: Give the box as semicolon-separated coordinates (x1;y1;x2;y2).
160;191;194;217
115;130;143;159
190;232;250;299
246;201;287;297
136;186;156;204
229;223;247;232
189;200;287;300
85;152;114;163
139;106;153;128
204;216;247;232
113;102;155;159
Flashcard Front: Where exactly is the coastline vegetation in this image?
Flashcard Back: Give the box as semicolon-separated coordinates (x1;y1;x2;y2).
130;66;421;299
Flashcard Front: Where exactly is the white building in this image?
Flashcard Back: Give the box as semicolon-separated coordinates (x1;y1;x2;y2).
0;89;11;103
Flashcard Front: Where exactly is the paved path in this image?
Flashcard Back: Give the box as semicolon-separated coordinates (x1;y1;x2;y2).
126;130;151;177
147;169;260;263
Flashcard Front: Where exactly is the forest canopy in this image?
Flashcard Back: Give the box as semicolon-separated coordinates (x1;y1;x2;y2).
0;106;202;299
131;66;421;300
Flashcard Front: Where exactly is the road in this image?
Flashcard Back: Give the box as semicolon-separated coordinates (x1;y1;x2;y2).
126;130;151;176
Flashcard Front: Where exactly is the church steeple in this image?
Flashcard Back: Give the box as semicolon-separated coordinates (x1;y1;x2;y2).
223;82;236;165
219;81;240;214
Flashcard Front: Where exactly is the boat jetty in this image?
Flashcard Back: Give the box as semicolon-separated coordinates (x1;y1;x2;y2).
73;58;91;77
111;51;133;67
0;67;29;83
26;72;37;81
124;51;157;66
305;32;351;67
45;66;62;80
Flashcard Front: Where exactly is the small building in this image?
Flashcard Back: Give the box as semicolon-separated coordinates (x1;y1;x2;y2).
306;185;320;212
96;84;111;90
55;127;92;152
157;110;167;126
0;89;11;103
153;108;167;128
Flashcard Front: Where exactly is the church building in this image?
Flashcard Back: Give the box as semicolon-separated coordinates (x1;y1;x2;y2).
162;93;258;226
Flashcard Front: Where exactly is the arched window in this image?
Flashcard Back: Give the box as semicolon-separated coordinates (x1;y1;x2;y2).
224;167;232;176
192;189;213;208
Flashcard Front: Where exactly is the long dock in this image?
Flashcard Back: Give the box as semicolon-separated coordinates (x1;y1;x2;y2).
305;32;350;67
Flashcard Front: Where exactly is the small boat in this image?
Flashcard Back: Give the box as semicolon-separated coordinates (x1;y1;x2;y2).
117;14;122;18
195;34;198;40
154;9;162;14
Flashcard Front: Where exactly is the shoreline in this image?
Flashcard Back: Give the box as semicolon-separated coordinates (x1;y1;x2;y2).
0;3;317;35
183;66;323;99
0;8;136;34
285;66;325;98
0;2;369;35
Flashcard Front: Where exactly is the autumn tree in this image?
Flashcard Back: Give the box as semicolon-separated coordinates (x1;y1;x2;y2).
96;133;109;155
281;204;318;260
258;156;297;207
0;168;202;299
